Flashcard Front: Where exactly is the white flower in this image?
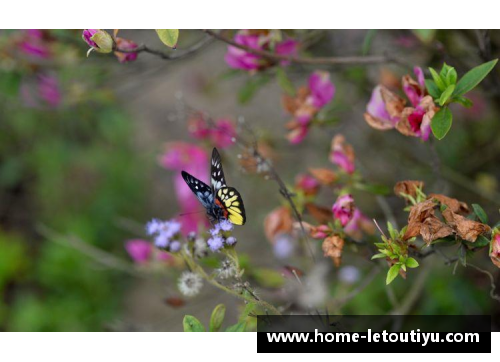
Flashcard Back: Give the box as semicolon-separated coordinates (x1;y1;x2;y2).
217;259;237;279
178;271;203;297
194;238;209;259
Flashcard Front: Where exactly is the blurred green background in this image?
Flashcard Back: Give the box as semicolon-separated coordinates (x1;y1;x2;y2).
0;30;499;331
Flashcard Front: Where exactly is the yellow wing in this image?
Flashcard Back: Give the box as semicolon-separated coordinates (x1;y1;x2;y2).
217;187;246;225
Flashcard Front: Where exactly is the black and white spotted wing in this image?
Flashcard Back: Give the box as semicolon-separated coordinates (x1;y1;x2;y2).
181;171;214;209
211;148;227;192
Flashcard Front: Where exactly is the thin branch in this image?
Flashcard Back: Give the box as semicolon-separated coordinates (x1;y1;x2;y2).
203;29;410;68
468;263;500;303
332;266;381;308
115;35;213;60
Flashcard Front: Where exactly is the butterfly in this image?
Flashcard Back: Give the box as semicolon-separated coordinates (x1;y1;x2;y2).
181;148;246;225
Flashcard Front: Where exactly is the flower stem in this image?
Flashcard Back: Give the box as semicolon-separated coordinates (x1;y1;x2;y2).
181;250;282;315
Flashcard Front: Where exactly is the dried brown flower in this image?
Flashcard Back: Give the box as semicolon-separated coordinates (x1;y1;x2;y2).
322;235;345;267
308;168;337;185
394;180;425;199
442;209;490;243
264;206;293;243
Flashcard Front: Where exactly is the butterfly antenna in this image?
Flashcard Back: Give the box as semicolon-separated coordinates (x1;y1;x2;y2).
178;210;205;217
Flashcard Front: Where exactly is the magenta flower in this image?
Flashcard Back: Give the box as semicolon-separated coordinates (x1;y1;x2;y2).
114;37;138;63
308;71;335;108
403;67;426;107
295;173;320;196
187;115;237;149
344;209;374;239
19;29;50;59
38;74;61;107
330;135;355;174
212;119;236;149
159;142;210;234
225;30;298;71
364;85;400;130
332;194;355;227
490;232;500;269
125;239;152;264
284;71;335;144
82;29;99;48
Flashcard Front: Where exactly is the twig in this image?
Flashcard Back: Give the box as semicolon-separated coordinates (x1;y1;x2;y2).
390;266;430;315
115;35;213;60
203;29;410;68
468;263;500;303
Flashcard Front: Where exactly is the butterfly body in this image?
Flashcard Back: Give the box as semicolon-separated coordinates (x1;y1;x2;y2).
181;148;246;225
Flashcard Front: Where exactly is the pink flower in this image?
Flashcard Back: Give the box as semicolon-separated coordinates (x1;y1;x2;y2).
364;85;401;129
295;173;320;196
308;71;335;108
20;74;62;109
330;135;355;174
125;239;152;264
114;37;138;63
283;71;335;144
364;66;436;142
38;74;61;107
159;142;210;234
211;119;236;149
332;194;355;227
225;30;298;71
19;30;51;59
310;225;332;239
403;67;426;107
82;29;99;48
187;114;236;149
344;209;375;239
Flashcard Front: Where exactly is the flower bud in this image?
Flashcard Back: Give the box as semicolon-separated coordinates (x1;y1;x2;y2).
82;29;114;54
490;232;500;269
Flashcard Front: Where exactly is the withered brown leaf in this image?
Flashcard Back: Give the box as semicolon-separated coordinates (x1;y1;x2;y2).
394;180;425;199
420;216;454;245
442;209;490;243
308;168;337;185
428;193;469;215
403;199;437;240
305;203;333;224
322;235;345;267
264;206;293;243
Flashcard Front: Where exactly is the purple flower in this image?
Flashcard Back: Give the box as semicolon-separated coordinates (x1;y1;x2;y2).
218;219;234;232
208;236;224;252
330;134;355;174
19;30;50;59
82;29;99;48
273;234;294;259
364;85;399;129
338;266;360;285
146;218;182;251
403;67;426;107
38;75;61;107
125;239;152;264
82;29;113;54
169;241;182;252
308;71;335;108
225;30;298;71
146;219;163;235
114;37;138;63
332;194;355;227
225;236;237;245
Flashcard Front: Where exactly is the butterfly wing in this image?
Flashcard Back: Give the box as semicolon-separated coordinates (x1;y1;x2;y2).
215;187;246;225
181;171;214;209
211;148;227;193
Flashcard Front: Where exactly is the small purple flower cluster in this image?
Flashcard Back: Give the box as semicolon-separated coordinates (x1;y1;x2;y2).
207;219;236;252
146;219;182;252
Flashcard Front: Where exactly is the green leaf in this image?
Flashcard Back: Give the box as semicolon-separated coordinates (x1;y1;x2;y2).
429;67;446;91
226;321;247;332
431;107;452;140
472;204;488;224
438;84;455;106
406;257;419;268
238;75;271;104
355;182;390;195
183;315;205;332
412;30;436;44
387;222;397;240
445;68;458;86
425;79;440;99
155;29;179;48
361;29;378;55
209;304;226;332
454;96;473;108
371;253;387;260
276;68;295;96
474;235;491;248
251;267;285;288
453;59;498;97
386;264;401;285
